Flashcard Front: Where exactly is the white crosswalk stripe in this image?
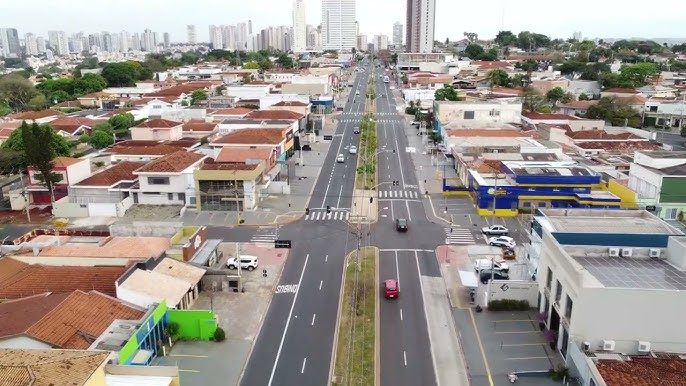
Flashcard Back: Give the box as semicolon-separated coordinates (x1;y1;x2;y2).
377;190;419;199
304;210;350;221
250;225;280;246
445;227;475;245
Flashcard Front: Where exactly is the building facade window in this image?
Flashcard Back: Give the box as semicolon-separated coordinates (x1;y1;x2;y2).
555;280;562;303
564;295;573;319
148;177;170;185
546;268;553;289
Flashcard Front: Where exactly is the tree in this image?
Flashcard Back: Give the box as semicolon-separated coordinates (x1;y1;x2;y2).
28;94;47;110
49;90;71;103
73;73;107;96
494;31;517;47
434;84;459;101
191;89;208;105
0;75;37;111
487;69;510;88
21;122;63;201
561;92;576;104
108;112;136;131
619;62;660;87
585;97;641;128
463;32;479;43
546;87;566;107
557;61;587;75
243;61;260;70
92;122;113;135
522;89;545;112
579;93;591;101
241;74;252;84
88;130;114;149
101;62;138;87
1;123;71;172
476;49;498;61
276;54;294;69
464;44;485;59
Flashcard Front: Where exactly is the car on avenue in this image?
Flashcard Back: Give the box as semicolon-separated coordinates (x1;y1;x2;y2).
473;258;510;273
396;218;408;231
349;145;357;154
481;225;509;236
488;236;516;248
384;279;399;298
353;127;360;134
336;154;345;163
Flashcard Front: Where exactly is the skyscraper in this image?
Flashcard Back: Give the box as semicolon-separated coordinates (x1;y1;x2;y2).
47;30;69;56
24;33;38;56
392;22;403;46
0;28;20;57
187;25;197;44
292;0;307;52
373;34;389;51
36;36;46;54
321;0;356;51
209;25;223;50
405;0;435;53
163;32;171;48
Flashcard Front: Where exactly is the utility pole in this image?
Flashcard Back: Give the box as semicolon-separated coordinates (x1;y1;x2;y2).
19;171;30;222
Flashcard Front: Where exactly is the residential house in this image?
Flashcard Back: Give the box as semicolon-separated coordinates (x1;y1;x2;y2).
144;81;217;102
53;161;144;218
600;87;641;99
629;150;686;220
216;119;295;135
26;156;90;204
433;100;523;139
565;129;659;156
263;69;301;83
77;91;115;109
638;85;677;98
7;110;61;124
129;118;183;141
554;100;599;116
133;150;206;206
406;72;455;89
182;120;218;139
0;290;145;350
104;140;198;163
530;79;569;96
567;80;601;98
642;98;686;128
468;61;516;76
268;100;312;117
520;112;605;132
193;160;265;211
210;127;293;162
207;107;255;122
245;109;304;133
215;147;280;191
49;117;104;138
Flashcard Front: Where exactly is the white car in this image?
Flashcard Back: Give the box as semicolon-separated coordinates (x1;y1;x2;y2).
349;145;357;154
356;91;360;95
227;255;258;271
473;258;510;273
336;154;345;163
488;236;516;248
482;225;509;236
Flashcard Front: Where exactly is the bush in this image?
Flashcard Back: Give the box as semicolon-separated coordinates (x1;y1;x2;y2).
487;299;531;311
165;322;180;341
213;327;226;342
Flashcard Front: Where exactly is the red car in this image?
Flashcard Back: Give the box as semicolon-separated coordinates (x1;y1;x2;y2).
384;279;399;298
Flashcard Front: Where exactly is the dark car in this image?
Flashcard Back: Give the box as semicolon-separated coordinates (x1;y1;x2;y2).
479;269;510;284
396;218;408;232
353;127;360;134
301;144;312;151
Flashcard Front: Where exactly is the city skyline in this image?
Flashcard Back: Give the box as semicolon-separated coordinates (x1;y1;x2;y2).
3;0;686;44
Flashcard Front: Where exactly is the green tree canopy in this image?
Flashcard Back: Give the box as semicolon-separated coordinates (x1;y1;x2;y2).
585;97;641;128
20;122;69;199
88;130;114;149
487;69;510;88
0;74;37;111
464;44;485;59
243;61;260;70
619;62;660;87
101;62;139;87
1;122;71;172
28;94;47;111
546;87;566;106
93;122;113;134
494;31;517;47
191;89;208;105
434;84;459;101
108;112;136;130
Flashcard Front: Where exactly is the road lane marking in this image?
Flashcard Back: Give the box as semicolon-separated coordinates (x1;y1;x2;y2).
400;308;403;321
505;356;551;361
406;200;412;221
395;251;400;286
311;314;316;326
380;249;434;252
179;369;201;373
319;280;323;290
469;308;495;386
275;284;299;294
301;357;307;373
390;200;395;220
415;251;441;386
325;254;328;262
170;354;208;358
403;350;407;366
336;185;343;208
267;254;310;386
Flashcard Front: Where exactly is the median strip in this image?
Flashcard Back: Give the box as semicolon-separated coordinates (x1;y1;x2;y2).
331;246;377;386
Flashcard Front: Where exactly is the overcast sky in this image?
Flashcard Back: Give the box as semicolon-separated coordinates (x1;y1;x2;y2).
3;0;686;42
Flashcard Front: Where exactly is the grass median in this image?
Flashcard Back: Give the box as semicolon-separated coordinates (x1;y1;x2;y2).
332;247;377;386
356;77;378;190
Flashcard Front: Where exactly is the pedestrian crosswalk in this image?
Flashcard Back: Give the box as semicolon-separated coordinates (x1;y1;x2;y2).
250;225;280;246
378;190;421;199
445;226;476;245
338;118;404;123
304;210;350;221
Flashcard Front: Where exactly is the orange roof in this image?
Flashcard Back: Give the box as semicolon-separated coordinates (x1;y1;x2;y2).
78;91;112;99
0;128;15;139
216;148;273;163
0;262;126;299
557;100;598;109
576;141;659;151
209;107;255;116
212;128;284;145
596;356;686;386
522;112;579;120
7;110;61;120
135;150;205;173
446;129;528;138
51;156;82;168
272;101;309;107
36;236;170;259
200;161;261;171
471;61;514;69
0;120;21;130
0;348;110;386
568;130;643;140
134;118;182;129
0;292;71;339
182;120;218;132
0;257;29;283
75;161;144;187
25;290;145;349
245;110;304;120
603;87;639;94
50;117;103;128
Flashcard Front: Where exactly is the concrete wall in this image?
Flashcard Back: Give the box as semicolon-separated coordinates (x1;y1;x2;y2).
110;221;183;237
65;161;92;185
130;126;183;141
628;163;660;200
0;336;52;349
263;181;290;195
52;197;89;217
281;83;328;95
116;284;160;309
138;173;188;194
435;101;523;127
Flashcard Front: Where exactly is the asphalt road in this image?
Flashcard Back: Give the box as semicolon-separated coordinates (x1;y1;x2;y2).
239;59;372;386
371;63;443;386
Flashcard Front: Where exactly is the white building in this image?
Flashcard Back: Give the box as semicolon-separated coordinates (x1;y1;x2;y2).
321;0;356;51
434;100;523;138
406;0;435;53
187;25;197;44
392;21;404;46
24;33;38;56
47;30;69;56
133;151;206;206
373;34;389;51
529;208;686;386
628;150;686;220
292;0;307;52
209;25;223;50
357;35;367;51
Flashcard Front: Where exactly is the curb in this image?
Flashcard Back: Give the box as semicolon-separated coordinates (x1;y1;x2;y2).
236;249;288;385
328;247;353;385
374;247;380;386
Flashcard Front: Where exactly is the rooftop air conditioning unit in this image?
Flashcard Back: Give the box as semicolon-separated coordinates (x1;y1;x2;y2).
602;340;616;351
649;248;661;258
621;248;633;257
582;341;590;352
608;248;620;257
638;341;651;353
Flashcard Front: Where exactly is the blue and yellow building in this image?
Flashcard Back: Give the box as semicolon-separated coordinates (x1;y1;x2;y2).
467;161;623;216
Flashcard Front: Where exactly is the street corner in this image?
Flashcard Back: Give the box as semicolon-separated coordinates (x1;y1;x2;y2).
241;243;289;268
435;245;471;267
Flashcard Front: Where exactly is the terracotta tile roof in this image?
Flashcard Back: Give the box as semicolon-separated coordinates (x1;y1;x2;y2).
107;140;188;156
596;356;686;386
491;86;525;96
568;130;643;140
0;292;71;339
576;141;660;151
209;107;255;116
216;147;273;163
200;160;261;171
603;87;640;94
25;290;145;349
522;112;580;120
52;100;81;108
0;257;30;283
182;120;218;132
0;348;110;386
51;156;82;168
135;150;205;173
36;236;170;259
144;82;212;97
245;110;304;120
272;101;309;107
446;129;528;138
557;100;599;109
0;120;22;130
7;110;61;120
0;128;14;139
74;161;144;187
470;61;514;69
212;128;284;145
616;95;648;104
0;264;126;299
78;91;112;99
134;118;182;129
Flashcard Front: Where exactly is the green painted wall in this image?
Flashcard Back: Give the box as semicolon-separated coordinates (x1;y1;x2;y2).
660;177;686;203
168;309;217;341
119;300;168;365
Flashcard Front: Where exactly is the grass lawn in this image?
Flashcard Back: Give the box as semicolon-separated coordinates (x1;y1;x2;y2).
332;247;377;386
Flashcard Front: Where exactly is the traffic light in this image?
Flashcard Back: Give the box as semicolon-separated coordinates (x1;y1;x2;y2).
326;206;331;213
305;207;310;215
